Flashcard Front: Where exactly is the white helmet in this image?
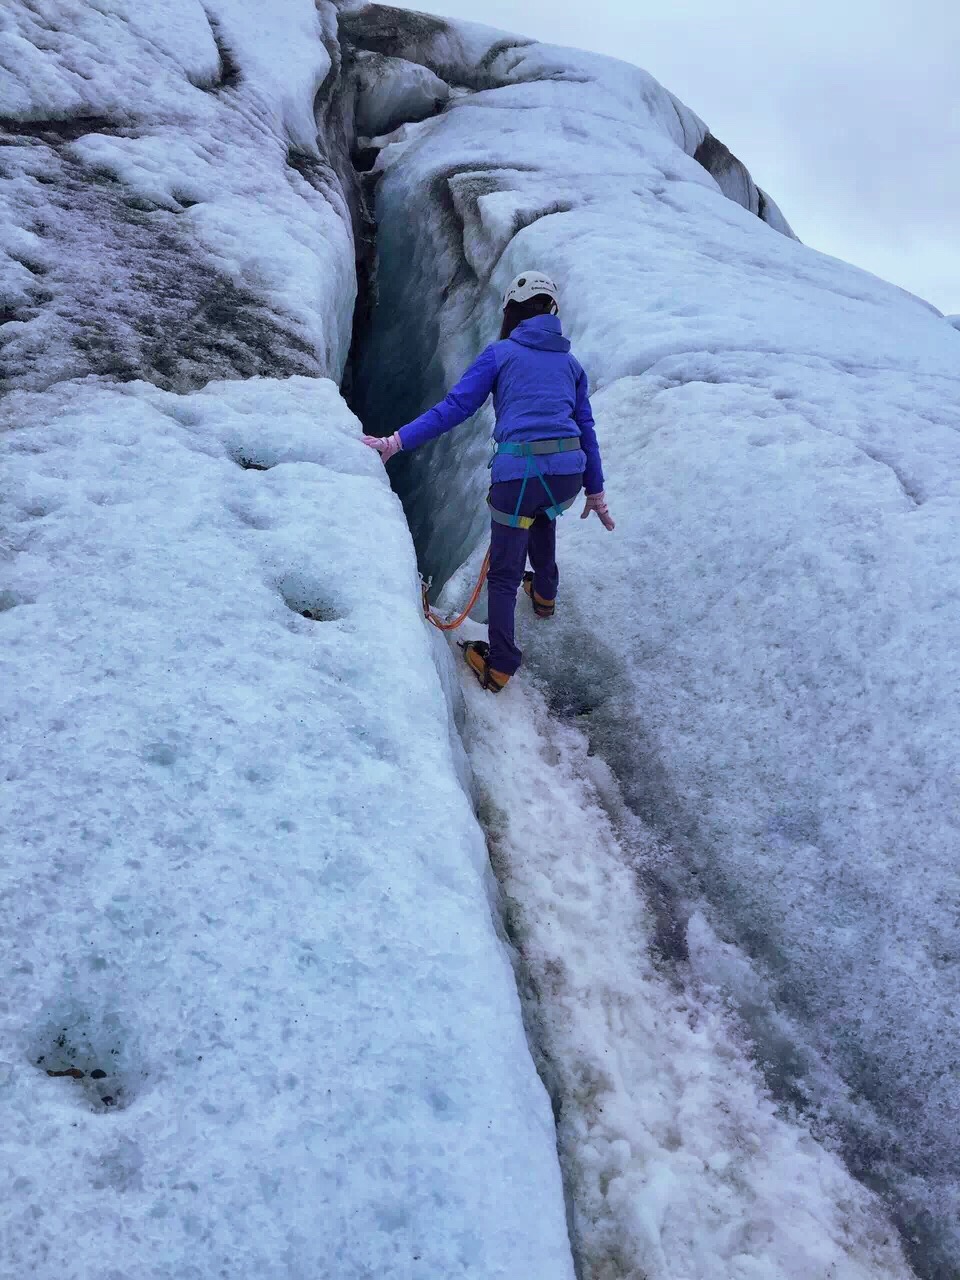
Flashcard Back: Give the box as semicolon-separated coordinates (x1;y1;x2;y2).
503;271;559;310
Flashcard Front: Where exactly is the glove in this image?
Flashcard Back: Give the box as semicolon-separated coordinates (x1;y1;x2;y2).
581;490;615;531
362;432;402;463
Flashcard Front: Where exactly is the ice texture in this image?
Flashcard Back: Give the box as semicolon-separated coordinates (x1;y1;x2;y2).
350;50;450;138
338;2;795;236
346;5;960;1272
0;0;356;393
2;0;956;1275
0;3;577;1276
456;651;911;1279
0;375;575;1279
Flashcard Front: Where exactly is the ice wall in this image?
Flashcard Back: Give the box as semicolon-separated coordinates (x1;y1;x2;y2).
0;4;577;1276
0;375;575;1279
342;6;960;1274
0;0;356;393
344;3;796;582
4;0;958;1273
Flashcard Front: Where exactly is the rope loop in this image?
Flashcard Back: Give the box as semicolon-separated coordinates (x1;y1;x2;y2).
421;550;491;631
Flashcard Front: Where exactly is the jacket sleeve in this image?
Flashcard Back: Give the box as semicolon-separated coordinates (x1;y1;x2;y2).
574;367;605;495
397;347;498;452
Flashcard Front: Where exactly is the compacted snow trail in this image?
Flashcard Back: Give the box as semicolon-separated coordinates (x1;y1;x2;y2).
451;632;913;1280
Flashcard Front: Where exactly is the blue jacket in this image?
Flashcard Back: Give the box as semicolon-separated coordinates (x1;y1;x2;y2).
397;315;605;493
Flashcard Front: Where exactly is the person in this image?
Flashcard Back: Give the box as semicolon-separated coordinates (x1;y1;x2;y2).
362;271;614;693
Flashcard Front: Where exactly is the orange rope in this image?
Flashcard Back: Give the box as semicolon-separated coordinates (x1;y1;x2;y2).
422;549;491;631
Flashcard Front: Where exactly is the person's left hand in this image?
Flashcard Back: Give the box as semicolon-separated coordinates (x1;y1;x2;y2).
581;490;616;530
362;433;402;463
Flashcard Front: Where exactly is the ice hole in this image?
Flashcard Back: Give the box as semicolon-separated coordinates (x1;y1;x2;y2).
29;1005;147;1112
353;146;380;174
294;602;342;623
278;574;343;623
0;590;24;613
232;452;273;471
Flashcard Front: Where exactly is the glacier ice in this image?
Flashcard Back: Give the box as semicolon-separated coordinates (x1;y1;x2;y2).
344;5;960;1275
350;50;450;138
0;5;575;1277
0;374;575;1280
458;661;912;1279
2;0;958;1277
0;0;356;393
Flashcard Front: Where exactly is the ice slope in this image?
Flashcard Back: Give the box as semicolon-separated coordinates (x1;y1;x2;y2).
0;2;577;1275
454;642;911;1279
1;0;954;1274
0;0;356;393
345;7;960;1272
0;375;575;1279
338;0;794;238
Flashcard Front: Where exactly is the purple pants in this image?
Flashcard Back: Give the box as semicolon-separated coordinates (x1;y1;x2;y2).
487;472;583;675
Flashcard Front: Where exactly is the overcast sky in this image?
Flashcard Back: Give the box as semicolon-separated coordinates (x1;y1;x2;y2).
387;0;960;316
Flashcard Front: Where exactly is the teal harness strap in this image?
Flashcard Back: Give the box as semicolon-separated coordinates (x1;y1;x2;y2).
509;454;533;528
537;467;566;520
490;434;582;529
488;493;577;529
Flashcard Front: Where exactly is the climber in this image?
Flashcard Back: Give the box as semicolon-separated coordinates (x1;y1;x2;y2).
362;271;614;693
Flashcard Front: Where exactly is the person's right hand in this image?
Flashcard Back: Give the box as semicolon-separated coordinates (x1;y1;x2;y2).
362;433;402;463
581;491;615;531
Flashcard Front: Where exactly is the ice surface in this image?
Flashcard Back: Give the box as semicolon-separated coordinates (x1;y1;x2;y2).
4;0;957;1274
692;132;795;239
456;648;912;1278
351;50;450;138
339;1;794;235
0;376;575;1279
0;0;355;393
346;6;960;1271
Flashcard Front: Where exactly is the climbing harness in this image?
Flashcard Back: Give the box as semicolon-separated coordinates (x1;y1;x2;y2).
420;436;578;630
488;437;580;529
496;438;581;457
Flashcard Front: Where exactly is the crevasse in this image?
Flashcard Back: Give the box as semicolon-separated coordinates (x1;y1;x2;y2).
340;8;960;1278
2;3;960;1278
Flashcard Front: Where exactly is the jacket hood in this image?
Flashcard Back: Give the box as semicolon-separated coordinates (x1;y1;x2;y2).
508;314;571;353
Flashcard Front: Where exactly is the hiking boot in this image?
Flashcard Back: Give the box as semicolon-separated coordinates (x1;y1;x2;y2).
462;641;511;693
522;572;556;619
